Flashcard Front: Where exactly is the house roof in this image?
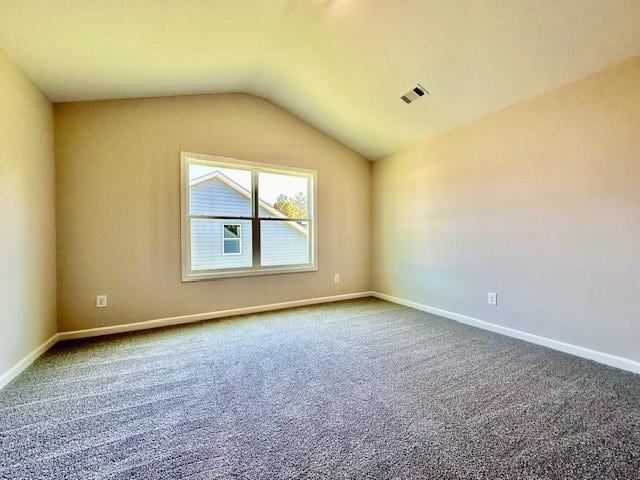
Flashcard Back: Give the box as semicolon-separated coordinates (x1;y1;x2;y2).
1;1;639;158
190;171;309;236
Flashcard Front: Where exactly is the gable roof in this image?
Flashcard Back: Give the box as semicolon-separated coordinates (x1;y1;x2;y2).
190;171;308;236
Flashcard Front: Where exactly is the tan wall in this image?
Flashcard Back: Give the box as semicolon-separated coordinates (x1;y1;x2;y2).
372;57;640;363
0;49;57;375
55;93;370;331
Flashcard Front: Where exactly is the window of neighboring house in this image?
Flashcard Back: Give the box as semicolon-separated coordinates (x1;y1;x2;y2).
222;224;241;255
181;152;317;281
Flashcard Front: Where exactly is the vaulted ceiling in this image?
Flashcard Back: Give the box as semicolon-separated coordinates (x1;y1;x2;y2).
1;0;639;159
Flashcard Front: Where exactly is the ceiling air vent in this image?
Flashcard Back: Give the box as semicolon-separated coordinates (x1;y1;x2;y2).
400;83;429;104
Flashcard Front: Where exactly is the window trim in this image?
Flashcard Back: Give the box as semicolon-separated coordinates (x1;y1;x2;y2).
180;151;318;281
222;224;242;256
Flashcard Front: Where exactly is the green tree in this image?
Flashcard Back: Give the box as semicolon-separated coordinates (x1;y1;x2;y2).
273;192;308;218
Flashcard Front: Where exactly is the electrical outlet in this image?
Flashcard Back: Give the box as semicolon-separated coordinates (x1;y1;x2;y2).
334;273;341;284
487;292;497;306
96;295;108;308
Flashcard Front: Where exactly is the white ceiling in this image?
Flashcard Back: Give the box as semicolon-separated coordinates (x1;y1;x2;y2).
1;0;639;159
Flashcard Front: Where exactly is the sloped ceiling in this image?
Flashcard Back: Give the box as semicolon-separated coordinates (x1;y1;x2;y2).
1;0;639;159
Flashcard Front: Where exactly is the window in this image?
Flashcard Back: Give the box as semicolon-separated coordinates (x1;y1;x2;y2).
181;152;317;280
222;224;241;255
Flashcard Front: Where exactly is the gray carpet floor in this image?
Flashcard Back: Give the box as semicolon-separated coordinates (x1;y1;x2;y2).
1;298;639;479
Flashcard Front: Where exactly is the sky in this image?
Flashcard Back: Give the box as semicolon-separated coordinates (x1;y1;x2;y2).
189;164;308;205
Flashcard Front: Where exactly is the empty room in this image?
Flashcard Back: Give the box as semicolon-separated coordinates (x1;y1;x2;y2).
1;1;639;478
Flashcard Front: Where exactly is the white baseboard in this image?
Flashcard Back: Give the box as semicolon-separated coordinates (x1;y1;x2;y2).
5;290;635;392
57;291;374;341
1;292;372;391
371;291;640;375
0;333;59;390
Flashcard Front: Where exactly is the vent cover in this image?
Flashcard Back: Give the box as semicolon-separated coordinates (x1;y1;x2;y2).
400;83;429;104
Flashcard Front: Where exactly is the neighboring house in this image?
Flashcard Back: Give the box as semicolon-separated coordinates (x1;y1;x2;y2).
189;171;309;271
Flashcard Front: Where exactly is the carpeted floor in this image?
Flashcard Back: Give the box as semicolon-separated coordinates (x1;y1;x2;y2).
1;298;639;479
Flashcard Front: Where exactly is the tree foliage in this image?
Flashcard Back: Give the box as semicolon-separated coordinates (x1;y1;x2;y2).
273;192;308;218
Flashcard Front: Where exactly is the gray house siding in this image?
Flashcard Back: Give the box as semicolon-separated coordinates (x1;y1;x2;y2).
260;221;309;266
191;219;253;270
190;179;251;217
190;177;308;270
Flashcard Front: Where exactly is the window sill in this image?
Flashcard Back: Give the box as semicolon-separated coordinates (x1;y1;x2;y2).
182;265;318;282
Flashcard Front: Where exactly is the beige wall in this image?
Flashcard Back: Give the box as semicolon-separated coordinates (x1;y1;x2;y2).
0;49;57;376
55;93;370;331
8;46;637;368
372;57;640;363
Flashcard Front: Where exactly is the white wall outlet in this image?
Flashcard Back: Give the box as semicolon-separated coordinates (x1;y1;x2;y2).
96;295;108;308
487;292;497;306
334;273;341;284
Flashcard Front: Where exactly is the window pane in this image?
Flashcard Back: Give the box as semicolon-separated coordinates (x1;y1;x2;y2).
223;239;241;255
191;219;251;270
189;163;252;217
223;224;240;239
258;172;309;219
260;220;310;266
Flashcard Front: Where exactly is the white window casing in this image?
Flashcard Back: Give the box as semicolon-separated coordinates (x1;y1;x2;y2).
181;152;317;281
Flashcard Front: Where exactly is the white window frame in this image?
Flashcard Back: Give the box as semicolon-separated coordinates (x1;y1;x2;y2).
222;224;242;256
181;151;318;281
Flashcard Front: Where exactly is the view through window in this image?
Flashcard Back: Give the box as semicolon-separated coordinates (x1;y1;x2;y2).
182;153;316;280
